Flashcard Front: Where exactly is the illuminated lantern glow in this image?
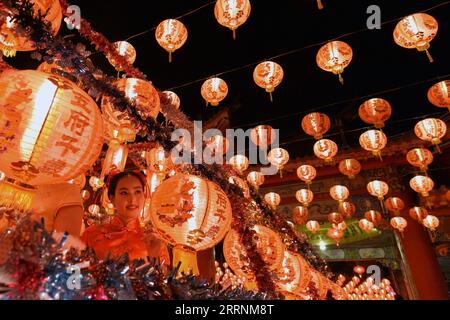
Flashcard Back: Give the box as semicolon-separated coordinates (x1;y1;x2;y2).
106;41;137;71
146;146;169;173
89;177;105;192
353;265;365;276
145;171;165;197
313;139;338;163
149;174;232;252
410;175;434;197
409;207;429;222
406;148;433;172
155;19;188;63
0;0;62;57
316;0;324;10
367;180;389;200
296;189;314;207
338;158;361;179
101;144;128;177
214;0;251;39
316;40;353;85
293;206;308;225
393;13;438;63
0;70;103;211
306;220;320;234
422;215;439;231
223;225;285;281
247;171;264;190
333;221;347;232
296;164;317;185
364;210;382;226
385;197;405;216
228;176;250;198
264;192;281;210
358;98;392;129
88;204;100;216
276;251;312;295
205;134;229;157
250;125;276;149
327;228;343;246
81;189;90;201
330;185;350;203
428;80;450;111
253;61;284;102
201;77;228;106
359;129;387;160
160;90;181;119
338;201;356;219
390;217;408;233
267;148;289;177
359;219;374;233
301;112;331;140
414;118;447;153
229;155;249;174
328;212;344;224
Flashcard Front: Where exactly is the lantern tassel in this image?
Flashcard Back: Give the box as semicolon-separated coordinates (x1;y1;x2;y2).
169;51;172;63
317;0;324;10
173;246;200;276
269;91;273;102
0;180;35;212
425;49;434;63
232;29;236;40
338;73;344;85
434;142;442;154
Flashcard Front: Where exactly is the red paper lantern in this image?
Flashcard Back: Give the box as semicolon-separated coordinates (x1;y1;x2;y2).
296;189;314;206
268;148;290;176
338;201;356;219
201;77;228;107
330;185;350;202
316;40;353;84
296;164;317;184
359;219;374;232
414;118;447;152
339;158;362;179
428;80;450;111
359;129;387;160
276;251;312;295
106;41;136;71
214;0;251;39
328;212;344;224
410;175;434;197
301;112;331;140
422;215;439;231
228;176;250;198
155;19;188;62
385;197;405;216
250;125;276;149
205;135;229;156
367;180;389;200
293;206;309;225
390;217;408;233
247;171;265;190
327;228;344;246
314;139;338;163
306;220;320;234
358;98;392;129
253;61;284;101
229;155;249;174
406;148;433;171
264;192;281;210
364;210;382;226
409;207;429;222
353;265;365;276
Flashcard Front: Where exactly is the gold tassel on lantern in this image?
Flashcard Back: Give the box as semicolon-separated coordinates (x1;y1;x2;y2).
0;178;36;212
317;0;324;10
173;246;201;275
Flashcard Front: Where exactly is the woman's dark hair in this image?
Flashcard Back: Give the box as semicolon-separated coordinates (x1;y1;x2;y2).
107;171;147;198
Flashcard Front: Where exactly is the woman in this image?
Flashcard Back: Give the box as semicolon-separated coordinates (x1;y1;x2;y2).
81;171;170;264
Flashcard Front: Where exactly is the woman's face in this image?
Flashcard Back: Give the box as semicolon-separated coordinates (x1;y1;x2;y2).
111;175;145;222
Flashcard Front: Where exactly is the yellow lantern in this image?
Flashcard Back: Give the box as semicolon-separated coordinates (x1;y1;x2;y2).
201;77;228;107
0;70;103;211
313;139;338;163
229;154;249;174
359;129;387;161
316;40;353;85
267;147;289;177
253;61;284;102
296;189;314;207
106;41;137;71
264;192;281;210
214;0;251;39
367;180;389;201
414;118;447;153
155;19;188;62
428;80;450;111
393;13;438;62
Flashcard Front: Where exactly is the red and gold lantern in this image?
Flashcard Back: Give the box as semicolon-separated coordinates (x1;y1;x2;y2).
338;158;362;179
359;129;387;160
338;201;356;219
276;251;311;295
410;175;434;197
406;148;433;172
409;206;429;222
101;144;128;177
301;112;331;140
327;228;344;246
264;192;281;210
385;197;405;216
155;19;188;62
205;134;229;157
359;219;374;233
414;118;447;153
201;77;228;106
106;41;137;71
229;155;249;175
306;220;320;234
428;80;450;111
297;164;317;185
364;210;382;226
267;148;289;177
296;189;314;207
390;217;408;233
228;175;250;198
313;139;338;163
146;146;169;174
247;171;264;190
422;215;439;231
353;265;365;276
0;70;103;211
359;98;392;129
214;0;251;39
293;206;308;225
330;185;350;203
253;61;284;102
328;212;344;224
367;180;389;200
250;125;276;149
316;40;353;85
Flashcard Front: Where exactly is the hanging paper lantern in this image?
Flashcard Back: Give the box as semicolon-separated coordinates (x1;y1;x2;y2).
228;176;250;198
145;171;165;196
101;144;128;177
88;204;101;216
428;80;450;111
264;192;281;210
338;201;356;219
316;40;353;85
410;175;434;197
406;148;433;172
160;90;181;110
327;228;344;246
359;129;387;160
201;77;228;106
297;164;317;185
422;215;439;231
89;176;105;192
390;217;408;233
155;19;188;62
306;220;320;234
146;146;169;173
247;171;264;190
250;125;276;149
267;148;289;177
296;189;314;207
223;225;285;281
149;174;232;251
393;13;438;63
229;154;249;174
358;98;392;128
328;212;344;224
313;139;338;163
333;221;347;232
359;219;374;232
301;112;331;140
385;197;405;216
253;61;284;102
409;207;429;222
214;0;251;39
0;70;103;211
276;251;312;295
81;189;91;201
364;210;382;226
367;180;389;200
0;0;62;57
205;135;229;156
106;41;137;71
293;206;309;225
310;270;329;300
414;118;447;153
330;185;350;203
353;265;365;276
338;158;361;179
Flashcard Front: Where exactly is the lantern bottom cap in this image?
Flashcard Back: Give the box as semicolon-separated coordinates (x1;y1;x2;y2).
0;178;36;212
